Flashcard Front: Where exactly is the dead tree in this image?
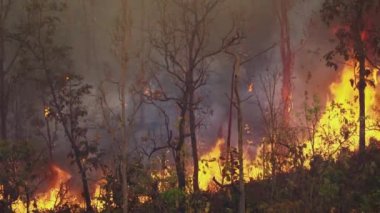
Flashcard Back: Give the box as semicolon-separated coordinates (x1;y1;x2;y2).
230;52;245;213
150;1;240;199
110;0;133;212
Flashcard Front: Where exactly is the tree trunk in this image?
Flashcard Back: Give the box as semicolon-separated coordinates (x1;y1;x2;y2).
353;13;366;154
45;70;94;212
25;186;30;213
175;105;187;213
277;0;293;124
226;63;235;180
0;21;7;141
119;0;131;211
73;148;93;212
121;85;129;213
357;44;366;154
233;54;245;213
189;80;200;193
44;116;54;160
189;104;199;193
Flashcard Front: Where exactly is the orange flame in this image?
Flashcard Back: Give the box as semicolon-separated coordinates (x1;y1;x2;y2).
248;83;254;93
10;164;105;212
304;62;380;160
198;138;263;191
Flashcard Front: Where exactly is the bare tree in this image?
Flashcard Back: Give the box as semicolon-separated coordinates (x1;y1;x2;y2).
116;1;131;212
0;1;26;141
256;72;283;200
149;0;240;200
229;52;245;213
225;46;275;212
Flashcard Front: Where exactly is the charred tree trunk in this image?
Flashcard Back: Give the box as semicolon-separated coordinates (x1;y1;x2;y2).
25;186;30;213
358;54;366;154
189;66;199;193
226;64;235;178
354;27;366;154
351;4;366;154
175;103;188;213
72;145;93;212
189;95;199;193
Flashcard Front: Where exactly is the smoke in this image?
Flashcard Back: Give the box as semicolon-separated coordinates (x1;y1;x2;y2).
29;0;347;188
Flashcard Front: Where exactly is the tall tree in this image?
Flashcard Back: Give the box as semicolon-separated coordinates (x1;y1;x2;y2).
110;0;135;211
149;0;240;200
321;0;380;154
20;1;102;211
230;52;245;213
0;1;24;140
274;0;294;124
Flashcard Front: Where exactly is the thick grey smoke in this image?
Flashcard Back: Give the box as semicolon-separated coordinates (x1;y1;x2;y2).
55;0;339;155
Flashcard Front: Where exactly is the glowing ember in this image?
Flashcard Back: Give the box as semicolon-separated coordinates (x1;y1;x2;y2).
138;195;151;204
248;83;254;92
44;106;51;118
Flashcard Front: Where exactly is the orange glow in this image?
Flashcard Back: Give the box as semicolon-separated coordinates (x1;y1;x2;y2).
138;195;151;204
198;138;262;191
151;166;172;192
248;83;254;93
361;31;368;41
9;164;106;212
199;138;224;191
44;106;51;118
12;165;76;212
304;62;380;160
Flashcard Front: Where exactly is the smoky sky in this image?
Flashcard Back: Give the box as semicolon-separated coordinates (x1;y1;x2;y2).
53;0;340;159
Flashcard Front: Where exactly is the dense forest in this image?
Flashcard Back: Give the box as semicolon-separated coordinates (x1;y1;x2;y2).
0;0;380;212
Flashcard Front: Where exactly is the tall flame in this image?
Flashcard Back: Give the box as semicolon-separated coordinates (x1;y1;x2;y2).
198;138;262;191
197;62;380;190
304;63;380;159
199;138;224;191
10;164;105;212
12;164;76;212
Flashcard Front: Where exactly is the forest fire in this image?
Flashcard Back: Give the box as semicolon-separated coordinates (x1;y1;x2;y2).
2;0;380;212
199;138;262;191
9;164;106;212
12;165;75;212
199;138;224;191
197;60;380;191
304;62;380;159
